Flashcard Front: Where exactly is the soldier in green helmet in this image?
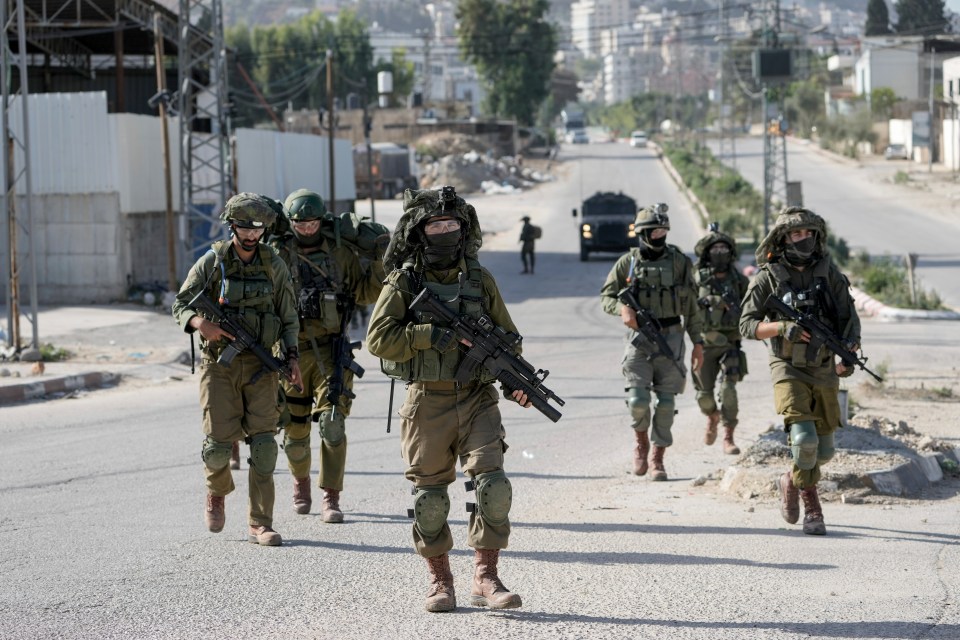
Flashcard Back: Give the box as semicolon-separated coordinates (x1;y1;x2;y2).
600;202;705;481
268;188;388;522
366;186;532;613
692;224;751;455
172;193;302;547
740;206;861;536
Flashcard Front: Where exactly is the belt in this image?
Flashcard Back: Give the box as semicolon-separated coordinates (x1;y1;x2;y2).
657;316;681;329
409;380;478;391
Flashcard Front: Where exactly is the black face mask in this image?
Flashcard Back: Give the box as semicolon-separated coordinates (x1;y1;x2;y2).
784;236;817;266
640;230;667;252
709;253;732;272
293;225;323;247
423;230;462;269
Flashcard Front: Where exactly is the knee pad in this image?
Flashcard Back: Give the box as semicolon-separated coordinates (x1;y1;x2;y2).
201;437;233;470
411;485;450;538
317;411;346;446
283;435;310;463
472;470;513;527
696;391;717;415
627;387;651;423
248;432;279;474
789;421;819;470
653;393;676;427
818;432;836;464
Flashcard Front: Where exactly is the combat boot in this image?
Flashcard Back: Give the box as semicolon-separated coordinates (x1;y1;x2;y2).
321;487;344;523
722;426;740;455
470;549;522;610
424;553;456;612
800;485;827;536
777;472;800;524
633;429;650;476
650;445;668;481
705;411;720;445
204;494;225;533
229;441;241;470
248;524;282;546
292;476;311;515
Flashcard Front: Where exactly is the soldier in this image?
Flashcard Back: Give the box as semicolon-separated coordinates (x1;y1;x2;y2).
367;187;531;613
600;203;704;480
692;225;751;455
739;207;861;536
172;193;302;546
269;189;387;522
519;215;537;274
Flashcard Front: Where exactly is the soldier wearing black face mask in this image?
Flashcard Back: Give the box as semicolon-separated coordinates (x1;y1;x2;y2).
740;207;862;537
693;226;750;455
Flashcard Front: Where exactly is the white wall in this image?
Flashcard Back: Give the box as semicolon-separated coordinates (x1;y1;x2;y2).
856;48;921;100
113;113;181;214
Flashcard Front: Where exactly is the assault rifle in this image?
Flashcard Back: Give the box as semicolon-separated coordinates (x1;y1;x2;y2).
698;288;742;316
327;295;365;417
188;290;303;392
617;287;685;376
409;289;565;423
763;295;883;383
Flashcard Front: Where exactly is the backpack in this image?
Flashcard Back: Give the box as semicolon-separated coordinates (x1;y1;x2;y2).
531;225;543;240
323;211;390;260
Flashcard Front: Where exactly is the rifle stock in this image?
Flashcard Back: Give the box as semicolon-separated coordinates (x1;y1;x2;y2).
617;287;686;376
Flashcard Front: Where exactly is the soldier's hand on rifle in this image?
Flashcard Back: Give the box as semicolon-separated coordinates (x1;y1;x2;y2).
510;389;532;408
288;358;303;390
778;320;810;343
620;304;639;331
191;315;235;343
691;342;704;373
836;362;855;378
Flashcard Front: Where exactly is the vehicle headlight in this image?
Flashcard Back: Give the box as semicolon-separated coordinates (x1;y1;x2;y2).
627;223;636;238
581;224;592;239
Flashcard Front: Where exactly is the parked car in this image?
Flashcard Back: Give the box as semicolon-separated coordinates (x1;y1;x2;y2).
568;129;589;144
885;144;909;160
629;130;648;148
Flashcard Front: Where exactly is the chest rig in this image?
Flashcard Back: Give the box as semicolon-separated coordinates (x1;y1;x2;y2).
381;258;496;384
292;243;345;336
204;240;280;357
697;268;740;333
765;259;838;367
627;246;690;328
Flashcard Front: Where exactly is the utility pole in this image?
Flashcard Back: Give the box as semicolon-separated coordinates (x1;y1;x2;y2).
153;12;176;293
326;48;335;212
929;47;935;173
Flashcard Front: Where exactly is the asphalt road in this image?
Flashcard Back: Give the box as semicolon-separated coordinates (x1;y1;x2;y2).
2;142;959;640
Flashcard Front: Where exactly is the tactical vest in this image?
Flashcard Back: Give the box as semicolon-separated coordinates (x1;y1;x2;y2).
627;245;691;324
697;268;741;334
204;240;280;357
381;258;497;385
765;258;837;367
294;244;345;336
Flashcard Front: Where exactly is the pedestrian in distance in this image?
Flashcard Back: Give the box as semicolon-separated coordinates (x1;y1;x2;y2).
268;189;388;522
600;202;705;481
367;186;531;613
739;207;862;536
172;193;302;546
692;224;751;455
519;215;538;274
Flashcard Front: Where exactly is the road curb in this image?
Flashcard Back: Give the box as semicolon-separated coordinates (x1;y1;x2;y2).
0;371;122;406
850;286;960;321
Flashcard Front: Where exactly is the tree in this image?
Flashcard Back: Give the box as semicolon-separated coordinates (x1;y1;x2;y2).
374;49;416;108
894;0;948;34
865;0;893;35
870;87;899;119
457;0;557;124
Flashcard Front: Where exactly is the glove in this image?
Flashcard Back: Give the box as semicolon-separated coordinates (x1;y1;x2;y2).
778;320;804;343
430;326;459;353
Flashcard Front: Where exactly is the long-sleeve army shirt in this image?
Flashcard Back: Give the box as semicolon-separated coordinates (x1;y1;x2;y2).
693;267;750;346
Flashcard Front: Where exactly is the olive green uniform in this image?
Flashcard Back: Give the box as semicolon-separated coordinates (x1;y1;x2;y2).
693;267;750;428
273;237;385;489
739;256;860;489
367;257;519;558
600;246;704;447
172;241;299;527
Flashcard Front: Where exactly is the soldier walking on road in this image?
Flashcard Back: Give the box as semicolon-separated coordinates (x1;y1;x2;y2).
739;207;862;536
519;215;537;274
269;189;387;522
172;193;302;546
693;225;751;455
600;203;704;481
367;187;531;613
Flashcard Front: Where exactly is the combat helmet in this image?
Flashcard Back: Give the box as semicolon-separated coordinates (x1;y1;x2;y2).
220;192;277;229
382;186;482;271
695;222;738;264
284;188;327;221
756;206;827;265
634;203;670;232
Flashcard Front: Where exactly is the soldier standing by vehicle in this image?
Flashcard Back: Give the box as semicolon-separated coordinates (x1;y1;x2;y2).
270;189;387;522
367;187;531;613
172;193;302;546
519;215;537;274
600;203;704;481
693;225;750;455
739;207;861;536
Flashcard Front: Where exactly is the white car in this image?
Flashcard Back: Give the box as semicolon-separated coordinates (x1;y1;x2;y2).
629;130;648;148
567;130;589;144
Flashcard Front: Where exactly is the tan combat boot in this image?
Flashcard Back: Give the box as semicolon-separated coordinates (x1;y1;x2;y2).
470;549;522;610
248;524;282;546
705;411;720;445
292;476;312;515
722;426;740;455
633;430;650;476
800;485;827;535
204;494;225;533
229;441;241;470
650;445;668;481
424;554;456;613
777;472;800;524
321;487;344;523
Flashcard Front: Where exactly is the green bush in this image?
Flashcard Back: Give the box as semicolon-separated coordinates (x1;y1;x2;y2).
847;254;943;310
